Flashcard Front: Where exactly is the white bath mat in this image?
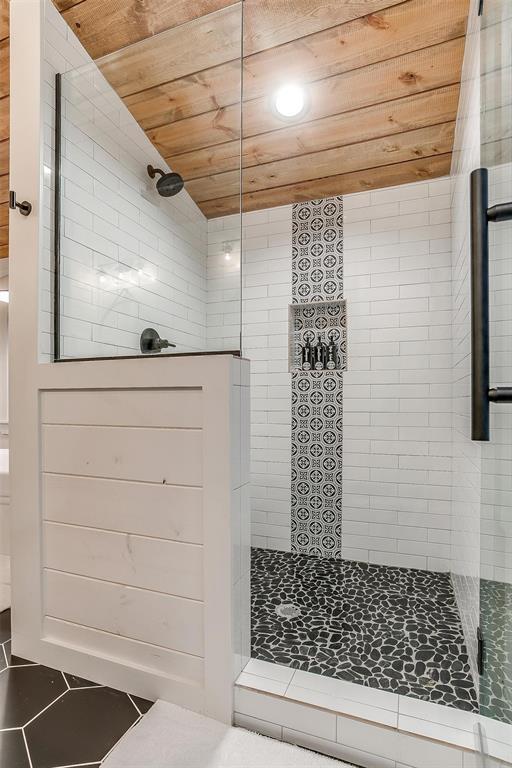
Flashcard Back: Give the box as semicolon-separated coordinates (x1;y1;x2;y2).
101;699;350;767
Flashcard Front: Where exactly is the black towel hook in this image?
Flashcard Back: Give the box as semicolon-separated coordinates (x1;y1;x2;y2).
9;190;32;217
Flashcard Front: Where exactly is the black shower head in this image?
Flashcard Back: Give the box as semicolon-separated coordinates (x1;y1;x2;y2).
147;165;184;197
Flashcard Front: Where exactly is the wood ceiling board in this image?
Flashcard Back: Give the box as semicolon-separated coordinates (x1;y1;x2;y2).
0;96;7;142
169;85;460;181
123;60;241;131
0;173;8;204
199;153;453;217
242;0;469;103
132;28;464;136
0;137;7;175
61;0;238;60
53;0;83;10
187;121;455;202
243;0;405;55
0;201;7;227
0;39;8;100
0;0;8;42
97;5;242;99
104;0;467;106
153;37;464;160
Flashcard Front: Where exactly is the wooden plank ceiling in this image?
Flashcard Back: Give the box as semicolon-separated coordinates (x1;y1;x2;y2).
0;1;470;257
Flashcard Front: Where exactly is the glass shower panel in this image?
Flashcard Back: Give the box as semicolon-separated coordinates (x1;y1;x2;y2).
479;0;512;726
54;5;242;360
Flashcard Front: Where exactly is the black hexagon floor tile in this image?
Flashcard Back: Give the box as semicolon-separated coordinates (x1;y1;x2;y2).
3;640;37;667
0;608;155;767
63;671;102;689
0;729;31;768
0;609;10;644
25;687;139;768
0;665;67;729
130;694;154;714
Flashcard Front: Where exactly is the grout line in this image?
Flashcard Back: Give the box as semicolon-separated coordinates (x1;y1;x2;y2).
283;668;296;696
22;728;34;768
127;692;142;716
100;711;143;765
22;689;69;729
51;763;101;768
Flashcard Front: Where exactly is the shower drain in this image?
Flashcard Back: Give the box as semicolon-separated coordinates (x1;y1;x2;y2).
275;603;302;619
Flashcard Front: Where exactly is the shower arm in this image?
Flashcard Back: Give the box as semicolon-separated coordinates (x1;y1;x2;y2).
470;167;512;441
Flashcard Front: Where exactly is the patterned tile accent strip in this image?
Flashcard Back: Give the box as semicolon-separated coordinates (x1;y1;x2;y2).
291;197;344;558
251;548;479;713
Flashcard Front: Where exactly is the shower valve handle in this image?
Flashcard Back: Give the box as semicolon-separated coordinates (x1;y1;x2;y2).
140;327;176;354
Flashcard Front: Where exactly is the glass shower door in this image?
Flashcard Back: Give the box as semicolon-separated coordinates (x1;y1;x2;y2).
479;0;512;727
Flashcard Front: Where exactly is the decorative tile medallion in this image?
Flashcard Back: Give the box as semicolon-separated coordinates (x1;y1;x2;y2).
251;548;479;712
291;197;344;558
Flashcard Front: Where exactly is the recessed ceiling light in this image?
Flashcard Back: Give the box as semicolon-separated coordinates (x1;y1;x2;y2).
272;83;308;119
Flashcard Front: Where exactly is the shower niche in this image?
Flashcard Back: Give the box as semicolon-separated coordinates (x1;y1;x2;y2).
288;299;347;373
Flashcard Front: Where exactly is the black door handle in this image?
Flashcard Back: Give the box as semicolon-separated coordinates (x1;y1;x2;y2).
470;168;512;441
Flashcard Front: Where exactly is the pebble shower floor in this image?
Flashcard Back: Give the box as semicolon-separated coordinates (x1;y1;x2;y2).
251;548;478;712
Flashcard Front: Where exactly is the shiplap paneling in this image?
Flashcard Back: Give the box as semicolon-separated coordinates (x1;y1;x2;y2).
43;474;203;543
171;85;461;181
60;0;237;60
44;521;204;600
41;423;202;485
41;388;203;428
149;34;464;160
186;123;455;204
200;154;452;218
45;569;204;656
43;615;204;684
96;5;242;99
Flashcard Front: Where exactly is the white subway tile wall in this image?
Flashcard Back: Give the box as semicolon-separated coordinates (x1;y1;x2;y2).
208;178;456;569
341;177;452;571
41;1;228;361
208;207;293;553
